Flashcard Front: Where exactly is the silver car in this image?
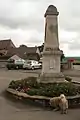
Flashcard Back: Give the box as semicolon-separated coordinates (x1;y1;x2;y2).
23;60;42;70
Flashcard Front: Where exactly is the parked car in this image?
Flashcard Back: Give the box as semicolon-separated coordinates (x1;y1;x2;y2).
6;59;25;70
23;60;42;70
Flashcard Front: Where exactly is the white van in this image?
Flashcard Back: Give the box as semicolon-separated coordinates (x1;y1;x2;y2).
23;60;42;70
7;59;25;70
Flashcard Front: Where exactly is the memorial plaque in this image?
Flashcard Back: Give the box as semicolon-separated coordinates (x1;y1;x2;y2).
45;47;53;51
49;59;55;69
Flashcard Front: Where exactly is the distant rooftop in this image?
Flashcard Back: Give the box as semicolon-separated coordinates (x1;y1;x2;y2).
0;39;16;50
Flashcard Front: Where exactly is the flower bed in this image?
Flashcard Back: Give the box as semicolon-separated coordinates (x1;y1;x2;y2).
8;77;80;97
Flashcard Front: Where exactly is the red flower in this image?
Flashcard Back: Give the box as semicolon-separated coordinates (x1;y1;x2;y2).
23;87;30;92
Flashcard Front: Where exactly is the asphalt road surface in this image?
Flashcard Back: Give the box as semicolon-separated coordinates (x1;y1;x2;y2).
0;69;80;120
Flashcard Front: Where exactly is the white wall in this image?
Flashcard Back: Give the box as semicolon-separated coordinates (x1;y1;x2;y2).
73;65;80;70
9;55;21;60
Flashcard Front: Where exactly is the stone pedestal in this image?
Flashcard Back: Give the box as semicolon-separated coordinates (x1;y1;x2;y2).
40;73;64;83
39;5;65;83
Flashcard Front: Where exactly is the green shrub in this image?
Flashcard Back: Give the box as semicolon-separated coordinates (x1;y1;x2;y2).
26;82;78;97
8;77;80;97
9;77;38;89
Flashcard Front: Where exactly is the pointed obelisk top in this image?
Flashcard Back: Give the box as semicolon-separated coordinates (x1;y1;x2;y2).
44;5;59;17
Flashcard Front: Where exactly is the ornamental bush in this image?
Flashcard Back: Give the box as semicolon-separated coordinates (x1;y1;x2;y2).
26;82;78;97
8;77;80;97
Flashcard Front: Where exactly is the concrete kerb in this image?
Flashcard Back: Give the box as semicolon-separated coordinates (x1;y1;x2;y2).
72;81;80;85
6;88;50;100
6;88;80;109
6;88;51;108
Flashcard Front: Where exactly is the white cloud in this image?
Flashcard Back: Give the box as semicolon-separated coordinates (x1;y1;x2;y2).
0;0;80;56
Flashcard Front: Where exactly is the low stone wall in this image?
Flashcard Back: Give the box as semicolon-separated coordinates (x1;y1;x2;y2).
6;88;80;109
73;65;80;70
6;88;50;100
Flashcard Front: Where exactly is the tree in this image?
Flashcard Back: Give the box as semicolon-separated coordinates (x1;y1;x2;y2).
19;44;27;48
38;43;44;53
60;50;65;62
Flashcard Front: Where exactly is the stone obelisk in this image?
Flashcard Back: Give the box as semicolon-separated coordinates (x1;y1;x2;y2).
40;5;65;83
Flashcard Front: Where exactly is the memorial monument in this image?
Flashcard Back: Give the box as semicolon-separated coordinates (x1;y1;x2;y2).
40;5;65;83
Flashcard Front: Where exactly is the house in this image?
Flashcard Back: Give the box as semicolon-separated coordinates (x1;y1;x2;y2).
0;39;16;58
0;39;16;68
0;39;16;50
0;40;41;67
4;46;41;61
8;55;22;61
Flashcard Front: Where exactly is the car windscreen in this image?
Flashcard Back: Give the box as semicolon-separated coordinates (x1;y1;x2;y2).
26;61;31;64
7;59;14;63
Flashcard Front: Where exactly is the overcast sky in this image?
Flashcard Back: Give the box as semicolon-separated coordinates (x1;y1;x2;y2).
0;0;80;56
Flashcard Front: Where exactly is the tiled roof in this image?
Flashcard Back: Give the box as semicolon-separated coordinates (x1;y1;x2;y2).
6;47;38;59
0;39;16;50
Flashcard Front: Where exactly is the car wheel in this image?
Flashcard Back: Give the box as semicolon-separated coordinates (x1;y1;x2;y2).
16;66;19;69
24;68;26;70
8;67;11;70
40;65;42;69
32;66;34;70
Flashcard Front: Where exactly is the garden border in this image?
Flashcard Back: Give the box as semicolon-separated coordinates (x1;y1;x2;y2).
6;88;80;109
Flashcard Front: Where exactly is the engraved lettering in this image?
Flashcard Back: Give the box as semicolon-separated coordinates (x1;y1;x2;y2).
45;47;53;51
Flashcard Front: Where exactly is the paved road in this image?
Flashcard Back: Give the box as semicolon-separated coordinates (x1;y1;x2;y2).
0;69;80;120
